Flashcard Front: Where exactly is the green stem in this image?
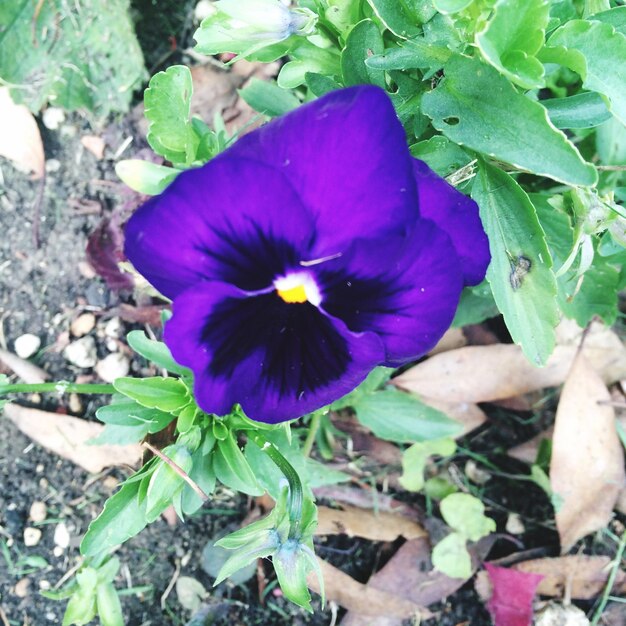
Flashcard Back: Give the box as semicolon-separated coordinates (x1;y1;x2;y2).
302;411;322;458
248;432;303;540
590;530;626;626
0;381;115;395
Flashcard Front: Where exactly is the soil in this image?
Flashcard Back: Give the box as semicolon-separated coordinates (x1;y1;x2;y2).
0;4;624;626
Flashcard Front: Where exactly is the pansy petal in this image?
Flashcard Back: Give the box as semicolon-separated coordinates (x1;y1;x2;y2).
124;157;316;299
220;85;419;255
165;281;385;423
413;159;489;286
317;219;463;366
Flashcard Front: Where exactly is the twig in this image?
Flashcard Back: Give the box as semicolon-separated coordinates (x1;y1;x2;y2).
33;173;46;249
142;442;209;503
160;558;181;610
597;165;626;171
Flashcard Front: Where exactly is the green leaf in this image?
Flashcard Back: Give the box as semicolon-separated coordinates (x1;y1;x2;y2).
399;438;457;492
146;445;192;521
126;330;191;377
181;447;216;515
213;432;263;496
113;377;190;413
96;558;121;585
476;0;550;89
304;72;342;97
115;160;180;196
96;398;175;433
277;44;339;90
421;54;597;186
591;6;626;35
81;480;148;556
366;0;422;37
0;0;145;114
341;20;385;87
431;532;472;579
62;585;97;626
433;0;474;13
544;20;626;126
273;541;318;612
96;583;124;626
471;161;559;365
144;65;199;166
410;135;472;177
353;388;463;443
330;366;393;411
440;493;496;541
239;78;300;117
325;0;362;35
452;281;499;327
596;117;626;165
543;92;611;128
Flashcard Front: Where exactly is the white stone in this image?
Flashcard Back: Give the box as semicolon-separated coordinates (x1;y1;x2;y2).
14;334;41;359
104;317;123;339
505;512;525;535
42;107;65;130
45;158;61;173
535;603;590;626
53;522;70;549
29;501;47;523
96;353;130;383
63;336;97;368
23;527;42;547
70;313;96;337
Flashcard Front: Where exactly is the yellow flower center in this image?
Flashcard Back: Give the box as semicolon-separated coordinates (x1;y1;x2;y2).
277;284;308;304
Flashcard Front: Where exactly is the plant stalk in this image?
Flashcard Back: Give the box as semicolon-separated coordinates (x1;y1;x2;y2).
0;381;116;395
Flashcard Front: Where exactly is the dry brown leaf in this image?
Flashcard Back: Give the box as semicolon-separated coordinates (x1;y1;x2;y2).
393;326;626;404
340;534;496;626
513;556;626;599
315;505;427;542
429;327;467;355
0;88;44;178
80;135;105;159
4;403;141;473
0;348;49;384
421;397;488;435
306;558;430;620
551;353;625;552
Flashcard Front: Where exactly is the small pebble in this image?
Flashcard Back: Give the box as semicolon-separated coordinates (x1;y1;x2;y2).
104;317;123;339
35;463;45;473
105;338;119;352
68;393;82;413
63;336;97;368
70;312;96;337
29;501;47;523
505;512;525;535
464;460;491;485
535;603;590;626
42;107;65;130
53;546;64;558
45;611;56;621
14;577;31;598
96;353;130;383
23;527;42;547
39;580;51;591
53;523;70;549
45;158;61;173
14;333;41;359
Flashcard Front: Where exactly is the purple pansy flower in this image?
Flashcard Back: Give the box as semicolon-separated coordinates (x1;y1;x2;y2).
125;86;489;424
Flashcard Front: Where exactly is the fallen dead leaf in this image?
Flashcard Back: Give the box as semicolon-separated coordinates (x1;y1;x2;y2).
393;325;626;404
4;403;141;473
340;533;496;626
0;87;44;178
306;558;431;621
421;397;488;435
0;348;49;384
512;556;626;599
429;327;467;356
551;352;625;551
80;135;105;159
315;505;427;542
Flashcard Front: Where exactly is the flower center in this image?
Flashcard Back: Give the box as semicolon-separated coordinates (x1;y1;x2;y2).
277;284;308;304
274;272;321;306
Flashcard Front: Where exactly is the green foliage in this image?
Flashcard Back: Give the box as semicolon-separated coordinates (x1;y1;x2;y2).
114;161;181;197
239;78;301;117
341;20;385;87
0;0;145;114
399;438;457;492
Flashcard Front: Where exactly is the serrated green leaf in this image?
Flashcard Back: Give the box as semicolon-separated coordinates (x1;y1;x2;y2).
544;20;626;126
115;160;180;196
113;377;190;413
81;480;148;556
431;532;472;579
0;0;145;114
543;92;611;128
471;161;559;365
239;78;300;117
353;388;462;443
341;20;385;87
440;493;496;541
144;65;199;166
421;54;597;186
126;330;191;377
96;398;175;432
399;438;457;492
476;0;549;89
366;0;432;37
213;432;263;496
